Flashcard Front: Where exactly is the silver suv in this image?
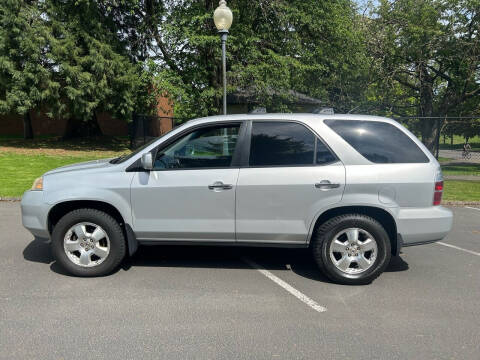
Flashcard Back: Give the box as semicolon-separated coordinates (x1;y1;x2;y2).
21;114;453;284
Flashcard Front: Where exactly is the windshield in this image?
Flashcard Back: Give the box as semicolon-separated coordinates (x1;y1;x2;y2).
110;128;176;164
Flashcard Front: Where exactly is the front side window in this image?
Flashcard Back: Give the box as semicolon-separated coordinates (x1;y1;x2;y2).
325;119;429;164
153;124;240;169
249;121;333;166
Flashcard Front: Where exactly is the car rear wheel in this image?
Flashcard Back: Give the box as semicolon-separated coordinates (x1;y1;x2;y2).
311;214;391;285
51;209;126;277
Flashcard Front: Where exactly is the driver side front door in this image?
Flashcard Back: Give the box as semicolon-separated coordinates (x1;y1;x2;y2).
130;122;243;243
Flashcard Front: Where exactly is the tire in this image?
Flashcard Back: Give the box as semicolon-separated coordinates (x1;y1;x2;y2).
311;214;391;285
51;208;126;277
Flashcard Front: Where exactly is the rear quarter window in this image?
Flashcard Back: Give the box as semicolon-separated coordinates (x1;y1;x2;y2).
324;119;429;164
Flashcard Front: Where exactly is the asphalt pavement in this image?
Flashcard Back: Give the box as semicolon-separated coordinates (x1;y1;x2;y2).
1;202;479;360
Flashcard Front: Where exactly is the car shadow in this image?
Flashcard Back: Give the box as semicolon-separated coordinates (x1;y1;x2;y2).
23;236;53;264
22;237;72;276
23;237;409;282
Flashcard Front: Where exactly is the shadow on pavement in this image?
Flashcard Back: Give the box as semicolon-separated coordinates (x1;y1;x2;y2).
22;236;53;264
22;237;73;276
23;237;409;282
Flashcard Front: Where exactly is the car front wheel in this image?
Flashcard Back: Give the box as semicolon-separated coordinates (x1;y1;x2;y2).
51;208;126;277
311;214;391;285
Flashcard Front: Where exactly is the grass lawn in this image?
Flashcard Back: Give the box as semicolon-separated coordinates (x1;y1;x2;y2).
0;135;130;156
0;152;118;197
443;180;480;202
0;136;130;197
438;155;480;176
441;163;480;176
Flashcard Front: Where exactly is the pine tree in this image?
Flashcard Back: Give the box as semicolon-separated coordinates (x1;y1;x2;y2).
0;0;56;139
46;0;146;137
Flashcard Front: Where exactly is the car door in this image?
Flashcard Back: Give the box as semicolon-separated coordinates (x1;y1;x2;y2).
130;122;244;242
235;120;345;245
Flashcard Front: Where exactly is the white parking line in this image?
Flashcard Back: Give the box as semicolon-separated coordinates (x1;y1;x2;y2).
437;242;480;256
242;257;327;313
465;206;480;211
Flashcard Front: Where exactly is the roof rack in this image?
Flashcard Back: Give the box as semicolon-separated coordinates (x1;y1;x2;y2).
312;107;334;115
248;107;267;114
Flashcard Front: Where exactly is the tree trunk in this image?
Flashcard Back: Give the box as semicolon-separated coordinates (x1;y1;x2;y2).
417;64;439;154
420;119;440;154
86;112;103;137
63;112;103;139
23;111;34;139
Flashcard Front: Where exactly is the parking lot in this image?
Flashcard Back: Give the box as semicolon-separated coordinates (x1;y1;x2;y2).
0;202;479;359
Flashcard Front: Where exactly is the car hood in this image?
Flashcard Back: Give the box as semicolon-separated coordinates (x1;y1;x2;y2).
45;158;115;176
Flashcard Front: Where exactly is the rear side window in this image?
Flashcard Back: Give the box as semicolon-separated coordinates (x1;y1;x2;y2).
316;138;337;165
249;121;336;166
324;120;429;163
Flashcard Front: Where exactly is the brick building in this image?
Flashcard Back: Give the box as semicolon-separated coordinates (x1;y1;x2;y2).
0;95;174;138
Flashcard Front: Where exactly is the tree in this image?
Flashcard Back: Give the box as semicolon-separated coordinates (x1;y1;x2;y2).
0;0;155;139
365;0;480;153
99;0;368;120
0;0;56;139
46;0;150;137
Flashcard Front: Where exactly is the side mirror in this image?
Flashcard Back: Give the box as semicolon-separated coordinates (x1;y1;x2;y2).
141;152;153;170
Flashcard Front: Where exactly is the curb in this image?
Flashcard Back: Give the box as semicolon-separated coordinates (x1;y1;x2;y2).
443;201;480;206
0;197;21;201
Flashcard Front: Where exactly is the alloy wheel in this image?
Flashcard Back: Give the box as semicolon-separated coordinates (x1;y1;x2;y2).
329;228;378;274
63;222;110;267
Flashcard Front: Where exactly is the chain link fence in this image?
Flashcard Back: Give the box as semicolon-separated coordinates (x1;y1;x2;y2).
393;116;480;179
393;116;480;163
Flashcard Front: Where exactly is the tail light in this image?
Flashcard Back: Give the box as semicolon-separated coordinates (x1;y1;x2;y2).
433;169;443;206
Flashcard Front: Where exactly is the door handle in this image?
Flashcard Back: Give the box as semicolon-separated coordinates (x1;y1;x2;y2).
208;181;233;190
315;180;340;190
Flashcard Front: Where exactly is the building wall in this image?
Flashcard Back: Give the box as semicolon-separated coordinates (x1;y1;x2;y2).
0;95;174;137
97;112;128;136
0;113;25;136
0;111;68;137
154;95;175;135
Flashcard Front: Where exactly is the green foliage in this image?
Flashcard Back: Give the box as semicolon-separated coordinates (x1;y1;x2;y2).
108;0;368;119
0;0;155;131
364;0;480;150
0;0;55;116
1;0;480;138
229;0;368;113
46;0;153;122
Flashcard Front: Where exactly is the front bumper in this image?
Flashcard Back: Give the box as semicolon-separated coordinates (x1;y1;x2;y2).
396;206;453;246
21;191;50;239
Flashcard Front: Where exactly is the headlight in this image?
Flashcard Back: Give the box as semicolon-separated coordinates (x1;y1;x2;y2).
31;177;43;191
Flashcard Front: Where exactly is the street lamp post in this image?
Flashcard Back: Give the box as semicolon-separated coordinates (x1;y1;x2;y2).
213;0;233;115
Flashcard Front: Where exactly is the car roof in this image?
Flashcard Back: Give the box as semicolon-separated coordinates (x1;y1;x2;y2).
188;113;396;125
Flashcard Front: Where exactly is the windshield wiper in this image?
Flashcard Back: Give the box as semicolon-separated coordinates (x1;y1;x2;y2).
110;154;127;164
